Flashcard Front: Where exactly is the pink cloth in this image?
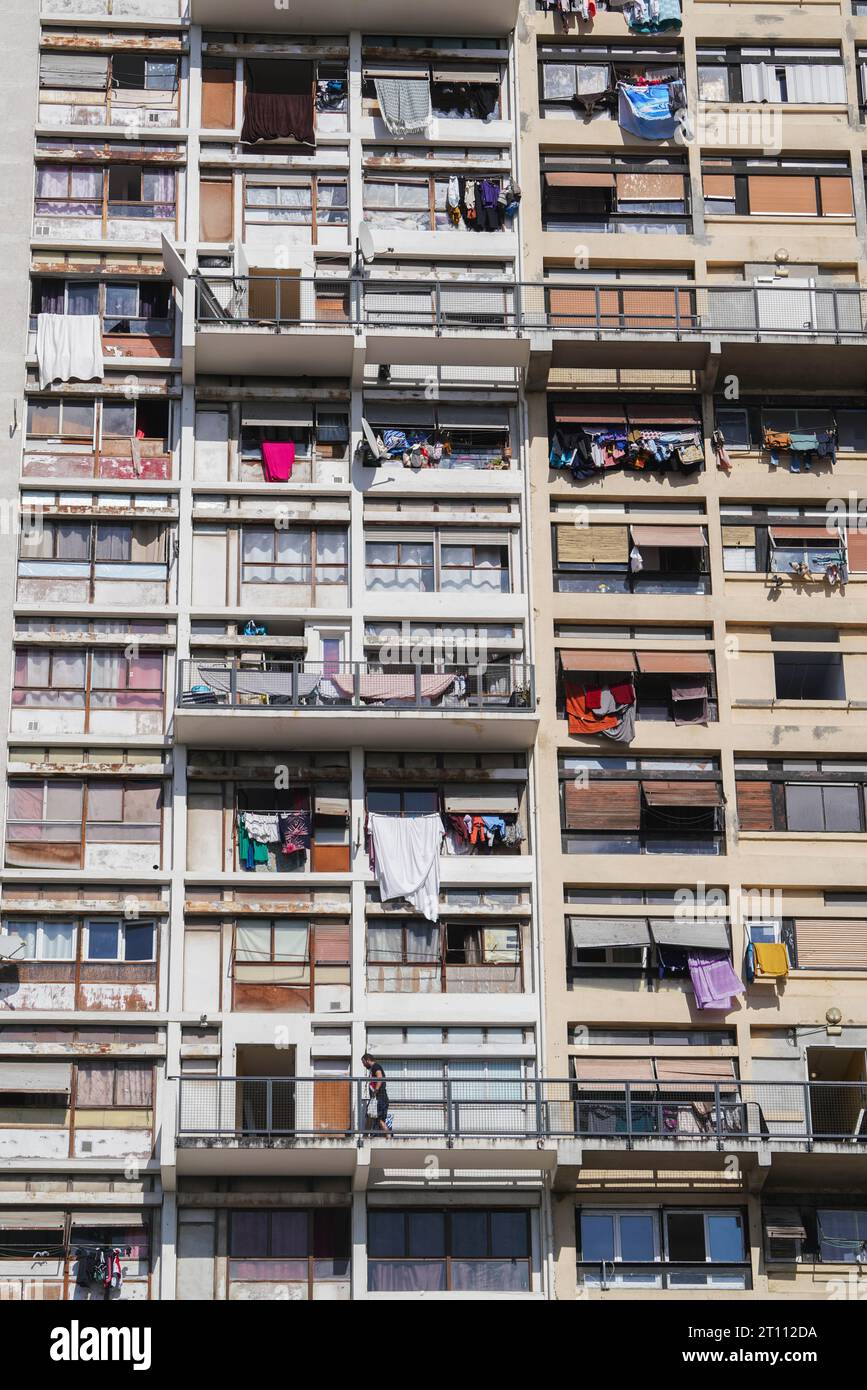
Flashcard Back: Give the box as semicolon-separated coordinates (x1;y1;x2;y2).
261;441;295;482
330;672;455;702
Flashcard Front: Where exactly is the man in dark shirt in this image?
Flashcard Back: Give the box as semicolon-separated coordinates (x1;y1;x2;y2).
362;1053;391;1138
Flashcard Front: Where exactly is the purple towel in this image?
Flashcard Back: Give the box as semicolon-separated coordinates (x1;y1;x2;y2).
687;951;744;1011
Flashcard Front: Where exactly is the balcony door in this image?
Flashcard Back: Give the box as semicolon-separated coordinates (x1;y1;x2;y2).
806;1046;867;1139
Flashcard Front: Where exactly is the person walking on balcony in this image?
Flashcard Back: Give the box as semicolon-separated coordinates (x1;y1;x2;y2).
362;1053;392;1138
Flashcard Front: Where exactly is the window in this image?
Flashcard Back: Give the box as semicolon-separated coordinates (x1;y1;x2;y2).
241;527;348;589
702;157;853;218
367;1208;531;1292
365;535;510;593
2;919;76;961
84;919;155;962
229;1209;350;1287
111;55;179;92
35;163;177;226
818;1209;867;1262
13;648;164;718
784;782;863;832
541;157;690;234
234;919;310;965
578;1208;748;1289
774;651;845;700
243;176;348;228
74;1060;153;1109
697;47;845;105
26;398;95;443
559;755;724;856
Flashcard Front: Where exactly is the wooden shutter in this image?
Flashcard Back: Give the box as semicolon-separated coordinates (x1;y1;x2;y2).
737;780;775;831
548;287;620;326
313;921;350;964
620;290;679;328
201;61;236;129
564;780;640;830
747;176;817;215
545;171;615;188
556;524;629;564
642;781;721;807
722;525;756;547
847;529;867;572
819;177;853;216
795;918;867;969
703;173;736;198
635;651;713;675
616;172;683;200
199;180;233;242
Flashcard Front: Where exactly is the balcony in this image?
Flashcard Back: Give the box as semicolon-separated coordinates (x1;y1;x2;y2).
189;275;531;377
527;282;867;391
173;1076;867;1181
175;660;537;751
189;0;520;35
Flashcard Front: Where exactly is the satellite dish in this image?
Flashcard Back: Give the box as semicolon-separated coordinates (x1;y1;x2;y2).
358;221;376;265
0;934;24;961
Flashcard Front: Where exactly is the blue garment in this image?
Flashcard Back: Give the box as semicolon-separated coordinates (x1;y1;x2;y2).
744;942;756;985
618;83;678;141
481;815;507;841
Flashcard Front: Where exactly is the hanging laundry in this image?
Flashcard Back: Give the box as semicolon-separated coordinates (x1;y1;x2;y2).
277;809;311;855
237;814;271;871
374;78;432;136
671;680;709;726
241;60;315;145
711;427;733;472
618;82;679;140
368;813;443;922
753;942;789;978
687;951;744;1010
36;314;104;391
625;0;682;33
261;441;295;482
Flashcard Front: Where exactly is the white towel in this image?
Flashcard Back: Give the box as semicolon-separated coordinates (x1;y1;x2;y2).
36;314;104;391
369;813;443;922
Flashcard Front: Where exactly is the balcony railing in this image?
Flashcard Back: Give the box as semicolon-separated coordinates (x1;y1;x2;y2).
177;661;535;712
194;277;867;342
176;1076;867;1145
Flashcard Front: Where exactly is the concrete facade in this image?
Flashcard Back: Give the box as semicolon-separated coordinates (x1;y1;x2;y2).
0;0;864;1301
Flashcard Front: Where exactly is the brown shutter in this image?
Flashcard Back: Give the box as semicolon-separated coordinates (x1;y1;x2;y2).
248;268;301;320
847;529;867;572
635;651;713;675
747;175;817;215
703;173;736;198
642;781;721;807
619;289;679;329
819;177;854;216
564;780;640;830
201;61;236;129
548;287;620;326
561;649;636;673
616;172;683;200
199;180;233;242
631;525;707;548
655;1059;736;1082
546;171;615;188
313;921;351;964
722;525;756;547
573;1058;655;1081
556;524;629;564
736;780;775;831
795;918;867;970
769;525;837;542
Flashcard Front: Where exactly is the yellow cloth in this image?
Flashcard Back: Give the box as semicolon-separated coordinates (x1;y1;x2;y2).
754;942;789;978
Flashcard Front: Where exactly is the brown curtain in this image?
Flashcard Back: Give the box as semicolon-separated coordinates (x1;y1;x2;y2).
200;180;233;242
241;60;314;146
201;60;235;129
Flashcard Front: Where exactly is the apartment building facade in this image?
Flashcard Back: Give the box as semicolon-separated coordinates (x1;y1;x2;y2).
0;0;865;1303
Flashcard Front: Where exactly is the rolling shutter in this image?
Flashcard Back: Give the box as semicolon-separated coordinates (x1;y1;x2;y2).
635;651;713;675
722;525;756;547
568;917;651;949
649;918;730;950
847;529;867;572
631;525;707;548
443;786;520;814
616;172;683;200
560;650;636;673
564;780;640;829
736;780;775;831
703;173;736;198
556;525;629;564
0;1061;71;1091
40;53;109;90
548;287;620;324
819;177;854;216
794;918;867;970
642;781;722;807
748;176;817;215
545;171;616;188
654;1058;736;1082
573;1057;654;1081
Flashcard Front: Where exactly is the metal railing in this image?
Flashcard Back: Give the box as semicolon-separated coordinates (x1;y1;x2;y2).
195;276;867;342
176;1076;867;1145
177;660;535;712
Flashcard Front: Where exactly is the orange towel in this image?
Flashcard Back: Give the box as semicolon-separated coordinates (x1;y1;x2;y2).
565;677;620;736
